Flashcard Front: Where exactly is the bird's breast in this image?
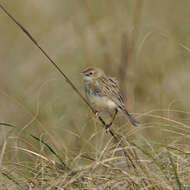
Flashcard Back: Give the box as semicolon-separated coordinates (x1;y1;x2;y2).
89;95;117;111
84;82;117;111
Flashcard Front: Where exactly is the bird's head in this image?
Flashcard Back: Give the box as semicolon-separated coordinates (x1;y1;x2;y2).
80;67;105;82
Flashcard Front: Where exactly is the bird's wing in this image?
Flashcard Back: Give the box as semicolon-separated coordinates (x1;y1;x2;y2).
97;76;126;110
97;76;139;126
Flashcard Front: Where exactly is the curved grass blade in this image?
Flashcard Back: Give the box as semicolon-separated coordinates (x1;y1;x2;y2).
30;134;69;169
0;122;69;169
0;122;16;128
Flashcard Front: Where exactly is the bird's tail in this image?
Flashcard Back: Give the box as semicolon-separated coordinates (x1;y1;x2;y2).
123;109;139;127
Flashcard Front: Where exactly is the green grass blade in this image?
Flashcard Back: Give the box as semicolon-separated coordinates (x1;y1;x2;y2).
30;134;69;169
0;171;25;190
0;122;69;169
168;151;185;190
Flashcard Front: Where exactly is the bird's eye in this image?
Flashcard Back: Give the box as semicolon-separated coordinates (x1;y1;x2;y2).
89;72;93;75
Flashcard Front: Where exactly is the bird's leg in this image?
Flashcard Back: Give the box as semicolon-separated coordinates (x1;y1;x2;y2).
93;110;107;126
106;109;118;132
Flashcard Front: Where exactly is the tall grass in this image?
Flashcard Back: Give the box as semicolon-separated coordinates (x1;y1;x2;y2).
0;1;190;189
0;116;190;189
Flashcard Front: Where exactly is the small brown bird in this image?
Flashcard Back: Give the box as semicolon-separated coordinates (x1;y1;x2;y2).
80;67;139;128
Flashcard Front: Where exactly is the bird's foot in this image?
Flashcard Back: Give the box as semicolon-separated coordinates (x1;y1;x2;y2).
105;123;112;133
94;110;100;118
105;127;110;133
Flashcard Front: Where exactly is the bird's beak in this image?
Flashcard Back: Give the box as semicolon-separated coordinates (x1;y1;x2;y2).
79;72;84;77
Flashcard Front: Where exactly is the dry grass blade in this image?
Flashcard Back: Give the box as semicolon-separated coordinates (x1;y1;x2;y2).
0;140;7;167
15;147;51;162
149;141;190;157
0;4;86;108
0;122;16;128
0;3;118;140
119;1;144;98
128;140;175;189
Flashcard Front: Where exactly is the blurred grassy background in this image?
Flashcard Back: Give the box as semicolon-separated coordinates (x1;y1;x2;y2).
0;1;190;187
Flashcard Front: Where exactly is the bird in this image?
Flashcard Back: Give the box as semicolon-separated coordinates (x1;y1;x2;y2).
80;67;139;128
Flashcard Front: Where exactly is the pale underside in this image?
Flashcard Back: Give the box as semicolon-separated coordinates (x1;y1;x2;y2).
89;95;117;113
84;76;126;114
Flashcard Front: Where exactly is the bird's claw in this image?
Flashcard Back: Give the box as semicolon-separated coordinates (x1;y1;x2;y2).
94;110;99;118
105;127;110;133
105;123;111;133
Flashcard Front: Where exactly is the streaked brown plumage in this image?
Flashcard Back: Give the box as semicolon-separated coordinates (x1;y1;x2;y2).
80;67;139;126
